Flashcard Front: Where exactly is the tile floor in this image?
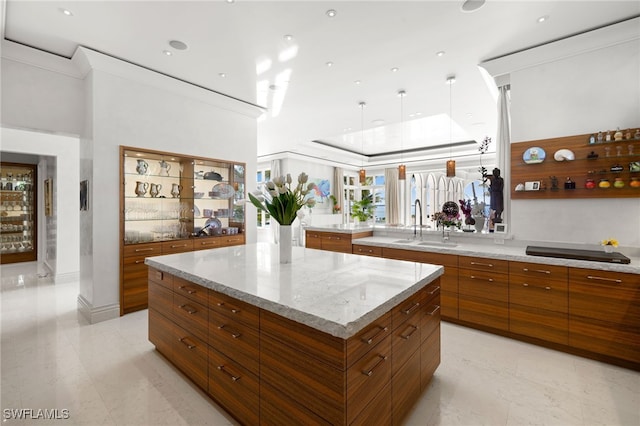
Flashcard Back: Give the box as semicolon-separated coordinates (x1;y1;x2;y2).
1;262;638;426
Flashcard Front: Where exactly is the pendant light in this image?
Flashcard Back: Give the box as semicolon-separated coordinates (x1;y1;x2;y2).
359;101;367;184
446;75;456;177
398;90;406;180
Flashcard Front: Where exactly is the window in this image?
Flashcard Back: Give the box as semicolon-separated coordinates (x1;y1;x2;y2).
256;167;271;227
343;172;385;223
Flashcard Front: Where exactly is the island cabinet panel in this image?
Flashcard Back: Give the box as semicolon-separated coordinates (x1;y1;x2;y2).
208;309;260;376
568;268;640;363
352;244;383;257
305;230;373;253
209;289;260;328
173;323;209;391
509;261;569;345
260;381;333;426
174;276;209;306
347;311;393;368
148;307;175;360
351;383;392;426
173;293;208;343
421;324;441;392
458;256;509;331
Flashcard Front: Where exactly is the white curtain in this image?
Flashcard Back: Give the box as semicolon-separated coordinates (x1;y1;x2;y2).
497;85;511;225
333;167;344;222
385;168;400;225
270;159;282;243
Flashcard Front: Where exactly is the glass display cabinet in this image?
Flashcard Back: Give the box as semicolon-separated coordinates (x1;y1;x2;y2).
0;163;37;264
120;146;245;314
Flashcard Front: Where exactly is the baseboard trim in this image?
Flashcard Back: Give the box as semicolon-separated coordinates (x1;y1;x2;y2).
77;295;120;324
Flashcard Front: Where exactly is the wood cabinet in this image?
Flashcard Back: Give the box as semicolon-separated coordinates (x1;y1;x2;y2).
352;244;382;257
305;229;373;253
148;267;441;425
510;132;640;200
568;268;640;363
0;163;37;264
509;261;568;344
458;256;509;331
120;146;246;315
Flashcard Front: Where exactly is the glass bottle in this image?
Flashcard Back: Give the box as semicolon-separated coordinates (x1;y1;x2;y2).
598;178;611;188
613;177;625;188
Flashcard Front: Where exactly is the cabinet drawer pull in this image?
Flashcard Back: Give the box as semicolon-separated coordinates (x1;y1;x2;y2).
170;244;187;248
523;268;550;274
217;365;241;382
178;304;197;314
218;324;241;339
523;283;552;291
361;326;388;345
427;305;440;316
402;302;421;315
470;261;493;268
178;285;196;295
428;285;441;295
587;275;622;284
362;354;387;377
400;325;419;340
470;275;493;282
135;248;155;252
135;260;144;264
177;337;195;349
217;302;240;314
201;241;214;246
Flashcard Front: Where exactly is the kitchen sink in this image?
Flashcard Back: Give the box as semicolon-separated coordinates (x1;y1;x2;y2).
417;241;457;248
393;239;416;244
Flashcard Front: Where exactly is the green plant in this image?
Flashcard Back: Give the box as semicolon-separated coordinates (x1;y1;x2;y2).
329;194;340;214
351;194;375;222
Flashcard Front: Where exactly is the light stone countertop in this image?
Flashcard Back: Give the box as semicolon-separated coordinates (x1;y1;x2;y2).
352;236;640;274
145;242;443;339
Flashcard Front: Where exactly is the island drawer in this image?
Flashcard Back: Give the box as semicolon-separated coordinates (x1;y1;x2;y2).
346;334;392;425
208;347;259;426
208;309;259;376
347;311;392;368
421;294;441;344
459;255;509;274
173;276;209;306
353;244;382;257
392;290;424;331
421;324;441;391
173;293;208;343
148;280;174;320
391;320;421;376
172;323;208;391
148;267;173;289
210;290;259;328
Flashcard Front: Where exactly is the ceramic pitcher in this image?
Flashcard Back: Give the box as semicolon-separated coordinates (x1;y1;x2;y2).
170;183;182;198
135;182;148;197
158;160;171;177
136;159;148;175
149;183;162;198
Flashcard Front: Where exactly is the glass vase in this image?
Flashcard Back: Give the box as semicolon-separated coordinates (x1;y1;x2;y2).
279;225;292;264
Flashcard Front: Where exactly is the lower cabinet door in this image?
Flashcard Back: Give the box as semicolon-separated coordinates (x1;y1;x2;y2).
260;380;333;426
459;294;509;331
392;349;421;426
149;308;174;360
173;325;208;391
351;383;392;426
208;347;259;426
510;304;568;345
421;324;441;392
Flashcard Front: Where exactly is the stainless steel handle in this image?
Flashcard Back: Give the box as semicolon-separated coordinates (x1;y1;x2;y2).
523;268;550;274
470;275;493;282
218;324;241;339
400;325;419;340
470;261;493;268
179;304;197;314
361;326;388;345
135;260;144;264
587;275;622;284
362;354;387;377
427;305;440;316
217;365;240;382
134;248;155;252
402;302;420;315
428;285;441;295
170;244;187;248
178;337;195;349
217;302;240;314
523;283;551;291
178;285;196;295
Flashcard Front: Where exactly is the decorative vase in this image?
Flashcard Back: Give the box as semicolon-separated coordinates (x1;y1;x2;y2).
279;225;292;264
136;159;148;175
603;245;614;254
473;216;485;233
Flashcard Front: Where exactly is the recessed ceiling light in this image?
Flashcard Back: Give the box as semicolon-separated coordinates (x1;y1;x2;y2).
219;73;227;78
537;15;549;23
461;0;486;13
436;51;445;57
326;9;337;18
60;8;73;16
283;34;293;41
354;80;361;85
391;67;399;73
326;61;334;67
446;75;456;85
169;40;188;50
163;50;173;56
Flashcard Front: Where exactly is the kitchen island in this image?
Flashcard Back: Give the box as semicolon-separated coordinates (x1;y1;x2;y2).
146;243;443;425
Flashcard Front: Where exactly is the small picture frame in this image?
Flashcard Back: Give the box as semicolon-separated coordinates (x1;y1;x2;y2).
80;180;89;211
524;181;540;191
494;223;508;234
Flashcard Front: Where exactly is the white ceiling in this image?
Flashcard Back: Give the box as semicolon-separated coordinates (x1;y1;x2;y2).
3;1;639;166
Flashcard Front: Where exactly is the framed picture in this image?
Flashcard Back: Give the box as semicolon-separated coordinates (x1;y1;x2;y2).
494;223;508;234
44;178;53;217
80;180;89;211
524;181;540;191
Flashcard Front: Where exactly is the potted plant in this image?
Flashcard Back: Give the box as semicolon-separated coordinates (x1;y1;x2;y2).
351;194;374;223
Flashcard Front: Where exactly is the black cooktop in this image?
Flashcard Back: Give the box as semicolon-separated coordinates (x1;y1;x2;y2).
526;246;631;264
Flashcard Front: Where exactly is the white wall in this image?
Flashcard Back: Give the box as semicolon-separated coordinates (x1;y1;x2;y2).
509;39;640;248
281;158;334;214
0;127;80;278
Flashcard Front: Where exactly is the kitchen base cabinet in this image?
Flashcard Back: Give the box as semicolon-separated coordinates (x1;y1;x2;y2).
569;268;640;364
305;230;373;253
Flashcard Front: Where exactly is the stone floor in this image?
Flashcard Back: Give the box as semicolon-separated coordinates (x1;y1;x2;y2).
1;261;638;425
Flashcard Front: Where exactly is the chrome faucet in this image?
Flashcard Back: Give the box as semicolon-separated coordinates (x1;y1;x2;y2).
414;199;422;239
